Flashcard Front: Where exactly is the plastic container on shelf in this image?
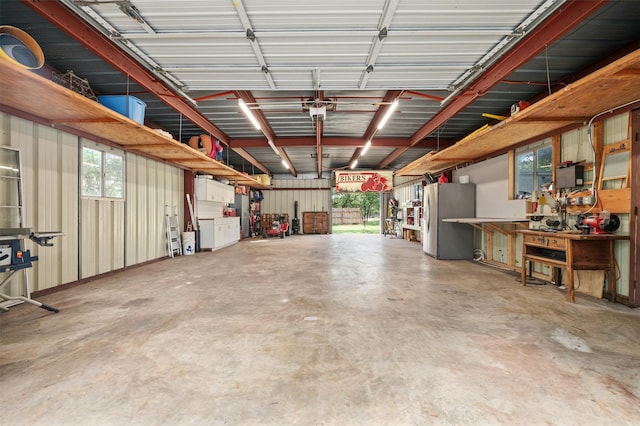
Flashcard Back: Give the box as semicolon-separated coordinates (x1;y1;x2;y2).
97;95;146;124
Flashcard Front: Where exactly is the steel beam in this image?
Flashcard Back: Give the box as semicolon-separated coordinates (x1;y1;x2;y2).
229;147;271;176
230;137;454;149
279;148;298;178
234;91;277;143
316;120;324;178
362;90;404;142
376;148;406;170
408;0;608;146
315;91;325;178
24;0;230;145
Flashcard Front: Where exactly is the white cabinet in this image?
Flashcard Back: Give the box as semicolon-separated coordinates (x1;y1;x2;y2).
214;221;225;248
195;178;235;220
199;217;240;251
194;178;238;251
195;178;235;204
199;219;215;249
195;178;212;201
232;218;240;238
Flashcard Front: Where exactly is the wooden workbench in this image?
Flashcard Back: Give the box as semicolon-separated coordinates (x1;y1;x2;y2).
517;230;629;303
443;217;529;271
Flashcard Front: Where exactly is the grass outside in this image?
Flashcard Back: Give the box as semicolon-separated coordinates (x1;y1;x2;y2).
332;218;380;234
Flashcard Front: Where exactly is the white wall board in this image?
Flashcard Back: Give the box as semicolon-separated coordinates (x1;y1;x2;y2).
453;154;527;218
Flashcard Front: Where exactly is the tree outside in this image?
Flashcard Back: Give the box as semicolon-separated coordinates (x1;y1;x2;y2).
332;190;380;233
358;192;379;224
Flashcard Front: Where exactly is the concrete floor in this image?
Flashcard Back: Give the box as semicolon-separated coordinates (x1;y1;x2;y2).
1;234;639;425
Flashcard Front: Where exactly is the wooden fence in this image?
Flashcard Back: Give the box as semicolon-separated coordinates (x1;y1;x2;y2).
332;208;361;225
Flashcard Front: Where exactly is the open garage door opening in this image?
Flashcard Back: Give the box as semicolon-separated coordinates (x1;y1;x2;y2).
332;170;395;235
331;190;381;235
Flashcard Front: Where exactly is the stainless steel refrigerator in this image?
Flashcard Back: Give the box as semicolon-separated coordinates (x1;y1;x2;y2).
422;183;475;259
233;194;251;239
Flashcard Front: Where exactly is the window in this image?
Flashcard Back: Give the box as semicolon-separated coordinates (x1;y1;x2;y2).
82;146;124;198
515;144;552;198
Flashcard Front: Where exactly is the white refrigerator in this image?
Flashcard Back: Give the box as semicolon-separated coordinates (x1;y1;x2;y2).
422;183;475;259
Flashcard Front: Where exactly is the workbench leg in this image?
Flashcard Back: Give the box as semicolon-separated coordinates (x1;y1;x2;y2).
607;269;616;303
566;241;575;302
554;267;562;287
566;267;575;303
608;242;616;303
521;258;529;286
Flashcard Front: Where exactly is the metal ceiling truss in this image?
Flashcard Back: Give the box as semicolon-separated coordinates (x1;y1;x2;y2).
376;0;609;169
30;0;230;143
231;137;451;149
358;0;400;89
232;0;276;90
23;0;615;178
234;90;292;176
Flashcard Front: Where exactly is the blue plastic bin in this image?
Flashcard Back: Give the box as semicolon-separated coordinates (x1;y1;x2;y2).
97;95;146;125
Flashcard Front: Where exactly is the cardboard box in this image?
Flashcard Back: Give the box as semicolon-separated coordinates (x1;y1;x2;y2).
251;174;271;186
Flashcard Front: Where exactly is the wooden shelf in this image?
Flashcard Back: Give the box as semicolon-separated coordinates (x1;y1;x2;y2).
402;224;421;231
524;253;567;269
0;59;269;189
398;48;640;176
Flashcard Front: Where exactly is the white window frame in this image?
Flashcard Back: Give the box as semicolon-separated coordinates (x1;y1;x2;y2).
514;140;553;199
81;144;125;199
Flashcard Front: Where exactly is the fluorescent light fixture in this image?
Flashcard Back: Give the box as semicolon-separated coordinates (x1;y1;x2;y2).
350;159;358;169
361;140;371;155
281;159;289;169
377;99;399;130
238;99;261;130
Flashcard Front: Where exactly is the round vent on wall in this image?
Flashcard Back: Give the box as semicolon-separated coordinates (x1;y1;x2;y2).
0;26;44;69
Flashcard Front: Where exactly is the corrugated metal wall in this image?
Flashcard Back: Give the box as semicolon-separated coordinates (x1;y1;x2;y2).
261;179;331;230
1;112;183;293
79;140;125;278
392;176;423;216
1;113;79;293
125;154;184;266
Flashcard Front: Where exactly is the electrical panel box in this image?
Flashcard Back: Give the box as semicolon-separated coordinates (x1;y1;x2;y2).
556;165;584;189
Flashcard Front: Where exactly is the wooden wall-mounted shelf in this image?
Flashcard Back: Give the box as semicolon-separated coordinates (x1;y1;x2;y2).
0;59;269;189
398;48;640;176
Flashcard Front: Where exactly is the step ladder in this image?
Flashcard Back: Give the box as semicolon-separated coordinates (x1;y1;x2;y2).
165;205;182;257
